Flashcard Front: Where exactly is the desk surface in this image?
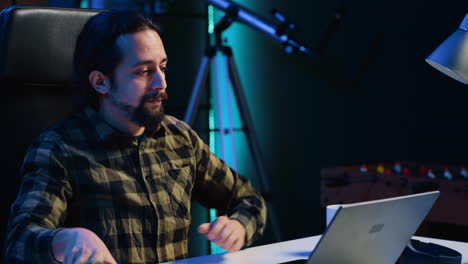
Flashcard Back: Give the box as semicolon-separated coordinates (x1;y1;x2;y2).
161;235;468;264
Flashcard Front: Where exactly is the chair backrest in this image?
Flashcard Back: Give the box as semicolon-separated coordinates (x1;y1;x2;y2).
0;5;99;88
0;5;100;257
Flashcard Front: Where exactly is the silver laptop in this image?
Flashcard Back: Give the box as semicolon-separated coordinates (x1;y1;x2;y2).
305;191;440;264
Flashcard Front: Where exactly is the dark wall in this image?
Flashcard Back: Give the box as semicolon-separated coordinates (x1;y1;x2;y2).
152;0;468;244
209;0;468;242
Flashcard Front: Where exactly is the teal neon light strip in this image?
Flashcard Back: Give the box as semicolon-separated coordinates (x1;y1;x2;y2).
208;5;227;255
209;109;216;151
208;5;215;35
80;0;89;8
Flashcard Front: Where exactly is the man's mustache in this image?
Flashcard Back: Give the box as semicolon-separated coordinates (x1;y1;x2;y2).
142;90;168;102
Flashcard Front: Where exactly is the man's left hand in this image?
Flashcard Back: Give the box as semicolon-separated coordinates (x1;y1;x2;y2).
198;216;246;251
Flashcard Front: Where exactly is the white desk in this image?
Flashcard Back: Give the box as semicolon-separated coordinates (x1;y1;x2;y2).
161;235;468;264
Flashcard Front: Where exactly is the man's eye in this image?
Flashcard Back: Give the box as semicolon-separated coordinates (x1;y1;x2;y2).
136;69;151;75
161;66;168;73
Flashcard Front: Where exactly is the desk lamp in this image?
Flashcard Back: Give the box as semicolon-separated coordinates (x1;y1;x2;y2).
426;13;468;84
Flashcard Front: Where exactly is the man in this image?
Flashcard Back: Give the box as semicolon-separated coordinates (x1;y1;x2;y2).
4;9;266;264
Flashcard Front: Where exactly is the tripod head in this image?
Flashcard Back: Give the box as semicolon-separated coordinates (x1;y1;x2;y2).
212;5;236;50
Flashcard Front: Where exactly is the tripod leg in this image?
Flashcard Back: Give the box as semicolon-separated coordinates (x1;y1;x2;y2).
217;54;238;170
223;49;282;242
184;55;213;126
213;55;227;161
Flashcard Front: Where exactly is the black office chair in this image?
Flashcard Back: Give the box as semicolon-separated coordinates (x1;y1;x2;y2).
0;5;100;257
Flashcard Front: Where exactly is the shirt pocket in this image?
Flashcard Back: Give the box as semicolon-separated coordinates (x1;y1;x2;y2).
166;164;194;219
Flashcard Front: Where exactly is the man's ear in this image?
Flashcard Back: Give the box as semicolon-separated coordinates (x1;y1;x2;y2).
89;70;111;95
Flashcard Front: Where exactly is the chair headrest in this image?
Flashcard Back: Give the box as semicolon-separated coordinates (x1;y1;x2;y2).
0;6;100;88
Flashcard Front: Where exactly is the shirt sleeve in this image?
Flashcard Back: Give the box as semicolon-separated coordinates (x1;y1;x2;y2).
186;125;267;246
4;133;73;263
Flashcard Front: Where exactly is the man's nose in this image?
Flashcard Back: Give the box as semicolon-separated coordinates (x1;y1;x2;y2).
151;70;167;90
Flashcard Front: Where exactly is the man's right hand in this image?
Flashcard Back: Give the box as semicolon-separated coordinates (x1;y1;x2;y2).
52;227;117;264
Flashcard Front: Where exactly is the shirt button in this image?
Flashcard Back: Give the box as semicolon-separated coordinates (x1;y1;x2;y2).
145;176;152;181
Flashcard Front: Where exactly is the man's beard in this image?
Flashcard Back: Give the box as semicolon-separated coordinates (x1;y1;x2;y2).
133;90;168;131
109;89;168;133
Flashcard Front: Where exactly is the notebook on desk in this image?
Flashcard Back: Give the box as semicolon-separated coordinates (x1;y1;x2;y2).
284;191;440;264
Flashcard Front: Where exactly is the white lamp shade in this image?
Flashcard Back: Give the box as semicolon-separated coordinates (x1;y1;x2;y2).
425;14;468;84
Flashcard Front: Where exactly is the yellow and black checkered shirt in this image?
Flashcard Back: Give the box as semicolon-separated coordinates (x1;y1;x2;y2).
4;107;266;264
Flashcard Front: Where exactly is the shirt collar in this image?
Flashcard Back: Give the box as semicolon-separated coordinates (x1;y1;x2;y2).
81;106;168;147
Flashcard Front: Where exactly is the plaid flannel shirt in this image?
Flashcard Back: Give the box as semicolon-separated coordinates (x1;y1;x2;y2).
4;107;267;264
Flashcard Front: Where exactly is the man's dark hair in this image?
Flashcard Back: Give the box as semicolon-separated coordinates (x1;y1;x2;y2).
73;10;160;109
